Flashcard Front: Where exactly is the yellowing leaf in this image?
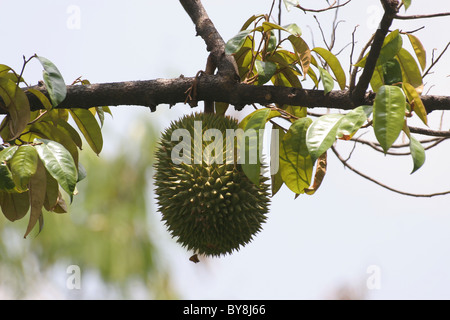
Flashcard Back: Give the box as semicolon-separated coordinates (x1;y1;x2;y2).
313;47;347;90
24;158;47;238
403;82;427;126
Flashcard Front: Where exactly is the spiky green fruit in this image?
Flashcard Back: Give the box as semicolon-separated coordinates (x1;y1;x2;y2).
154;113;270;257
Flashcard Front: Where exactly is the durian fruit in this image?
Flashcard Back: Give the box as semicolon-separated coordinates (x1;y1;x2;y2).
154;113;270;257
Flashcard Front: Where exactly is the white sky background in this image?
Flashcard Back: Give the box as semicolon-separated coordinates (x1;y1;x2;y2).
1;0;450;299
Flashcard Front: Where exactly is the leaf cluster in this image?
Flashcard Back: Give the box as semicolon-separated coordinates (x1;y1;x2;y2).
224;2;429;197
0;56;110;237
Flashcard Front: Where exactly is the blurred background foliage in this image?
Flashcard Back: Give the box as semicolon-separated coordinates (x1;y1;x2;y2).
0;117;177;299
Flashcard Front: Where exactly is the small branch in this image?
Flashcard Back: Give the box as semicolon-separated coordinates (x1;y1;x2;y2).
331;145;450;198
296;0;352;13
395;12;450;20
423;42;450;79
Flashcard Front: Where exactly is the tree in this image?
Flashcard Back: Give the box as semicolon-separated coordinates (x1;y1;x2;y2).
0;0;450;251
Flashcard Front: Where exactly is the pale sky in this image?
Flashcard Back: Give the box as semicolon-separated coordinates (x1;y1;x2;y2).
1;0;450;299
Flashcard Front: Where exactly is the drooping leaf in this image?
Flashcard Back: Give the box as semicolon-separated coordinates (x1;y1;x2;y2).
318;67;334;95
0;191;29;222
409;134;425;174
279;117;313;194
312;47;347;90
34;138;77;198
396;48;423;94
402;0;411;10
225;30;251;55
24;158;47;238
238;108;278;185
407;34;426;71
306;114;344;161
36;56;67;107
43;169;59;211
69;108;103;155
0;162;15;191
288;35;311;77
337;105;372;140
9;145;38;192
304;151;327;195
403;82;427;126
0;77;30;140
30;121;79;167
27;88;53;111
372;85;407;153
54;119;83;149
270;123;284;196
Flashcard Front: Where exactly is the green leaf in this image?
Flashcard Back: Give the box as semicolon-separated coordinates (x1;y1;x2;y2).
240;14;265;31
27;88;53;111
214;102;229;116
312;47;346;90
255;60;277;85
356;30;403;68
304;152;327;195
270;124;284;196
337;105;372;140
262;22;302;37
0;162;15;191
9;145;38;192
239;108;277;185
407;34;426;71
70;108;103;155
373;85;406;153
43;170;59;211
36;56;67;107
306;114;344;161
409;134;425;174
0;145;18;163
396;48;423;94
279;117;313;194
225;30;251;55
0;77;31;140
34;138;77;198
318;67;334;94
30;121;79;167
382;59;403;86
402;0;411;10
0;191;29;222
24;158;47;238
403;82;427;126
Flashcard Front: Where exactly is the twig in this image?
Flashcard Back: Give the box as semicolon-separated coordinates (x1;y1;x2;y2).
296;0;352;13
423;42;450;79
395;12;450;20
331;145;450;198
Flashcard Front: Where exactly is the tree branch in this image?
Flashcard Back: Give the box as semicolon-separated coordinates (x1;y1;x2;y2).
351;0;399;105
179;0;239;81
395;12;450;20
331;145;450;197
9;80;450;116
